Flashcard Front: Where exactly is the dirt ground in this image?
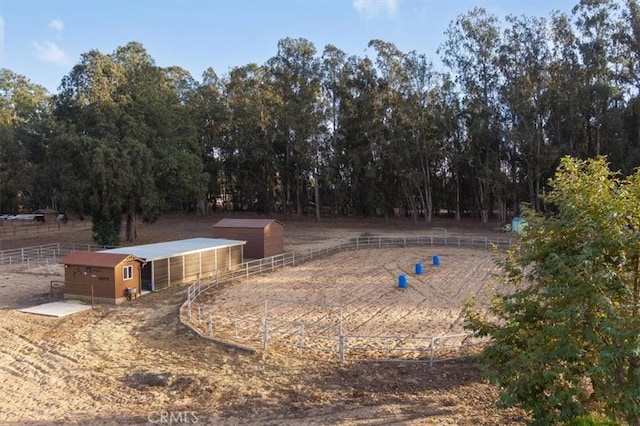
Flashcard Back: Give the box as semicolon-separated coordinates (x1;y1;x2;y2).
0;214;526;425
192;246;500;358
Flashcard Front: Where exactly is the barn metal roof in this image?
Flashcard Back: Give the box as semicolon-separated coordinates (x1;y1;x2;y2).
60;252;142;268
213;218;283;229
98;237;245;261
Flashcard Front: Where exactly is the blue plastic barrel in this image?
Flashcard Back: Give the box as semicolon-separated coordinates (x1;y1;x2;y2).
433;255;440;266
398;274;408;289
415;262;423;275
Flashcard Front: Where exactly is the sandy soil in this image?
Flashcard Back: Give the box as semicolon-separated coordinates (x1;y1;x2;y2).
0;214;526;425
192;247;500;360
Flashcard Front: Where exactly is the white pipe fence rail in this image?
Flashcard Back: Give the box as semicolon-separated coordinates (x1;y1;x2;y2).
180;232;510;363
0;242;108;270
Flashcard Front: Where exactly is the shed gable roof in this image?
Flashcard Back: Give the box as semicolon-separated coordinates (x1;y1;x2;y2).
213;218;283;229
60;252;142;268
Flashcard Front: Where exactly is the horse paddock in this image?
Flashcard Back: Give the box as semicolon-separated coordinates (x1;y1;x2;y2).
189;245;503;361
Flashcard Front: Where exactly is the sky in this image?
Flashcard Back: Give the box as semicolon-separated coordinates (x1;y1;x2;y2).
0;0;581;94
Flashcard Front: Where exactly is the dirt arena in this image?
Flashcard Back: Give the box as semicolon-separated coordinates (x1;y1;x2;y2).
0;214;526;425
192;246;500;357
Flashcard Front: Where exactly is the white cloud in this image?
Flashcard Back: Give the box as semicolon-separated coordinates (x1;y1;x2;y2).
353;0;398;19
32;40;68;65
49;18;64;32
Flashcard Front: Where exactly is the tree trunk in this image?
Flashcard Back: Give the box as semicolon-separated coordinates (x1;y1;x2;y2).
455;171;461;221
421;157;433;224
314;176;320;221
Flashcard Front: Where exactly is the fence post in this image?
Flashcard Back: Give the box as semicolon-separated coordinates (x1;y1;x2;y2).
263;319;269;350
208;313;213;336
430;337;435;368
198;306;202;325
188;300;192;322
339;334;345;363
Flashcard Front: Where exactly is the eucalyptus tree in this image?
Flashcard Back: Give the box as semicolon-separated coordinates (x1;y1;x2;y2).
110;43;206;239
53;42;205;245
573;0;624;158
435;77;467;220
190;68;230;213
223;63;279;213
319;44;348;219
439;7;504;222
53;49;127;245
546;11;586;159
0;69;52;213
614;0;640;172
368;40;409;218
335;54;386;216
498;15;552;213
267;37;323;215
401;50;445;222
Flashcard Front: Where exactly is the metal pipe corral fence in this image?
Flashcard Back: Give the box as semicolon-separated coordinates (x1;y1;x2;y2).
179;233;509;363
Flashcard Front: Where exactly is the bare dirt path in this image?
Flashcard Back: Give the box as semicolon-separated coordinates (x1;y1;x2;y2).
0;214;526;425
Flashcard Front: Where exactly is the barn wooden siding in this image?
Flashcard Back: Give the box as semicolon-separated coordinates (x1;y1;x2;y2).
213;219;284;259
61;252;143;304
151;245;242;290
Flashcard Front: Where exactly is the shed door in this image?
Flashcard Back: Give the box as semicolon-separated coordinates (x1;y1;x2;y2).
141;264;152;291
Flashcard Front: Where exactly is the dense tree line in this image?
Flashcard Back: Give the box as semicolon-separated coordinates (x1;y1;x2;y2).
1;0;640;244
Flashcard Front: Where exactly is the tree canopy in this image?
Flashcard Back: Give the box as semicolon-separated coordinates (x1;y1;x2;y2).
465;156;640;425
2;0;640;244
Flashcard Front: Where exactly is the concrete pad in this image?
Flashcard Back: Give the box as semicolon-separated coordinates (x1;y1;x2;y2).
19;301;92;317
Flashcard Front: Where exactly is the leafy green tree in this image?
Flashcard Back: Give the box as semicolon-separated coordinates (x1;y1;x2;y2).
439;7;504;222
223;63;279;213
498;15;552;214
335;55;386;215
465;156;640;425
54;42;206;244
0;69;52;213
267;37;322;215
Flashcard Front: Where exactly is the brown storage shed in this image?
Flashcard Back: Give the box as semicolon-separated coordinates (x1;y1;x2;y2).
213;218;284;259
60;252;145;304
99;238;246;292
